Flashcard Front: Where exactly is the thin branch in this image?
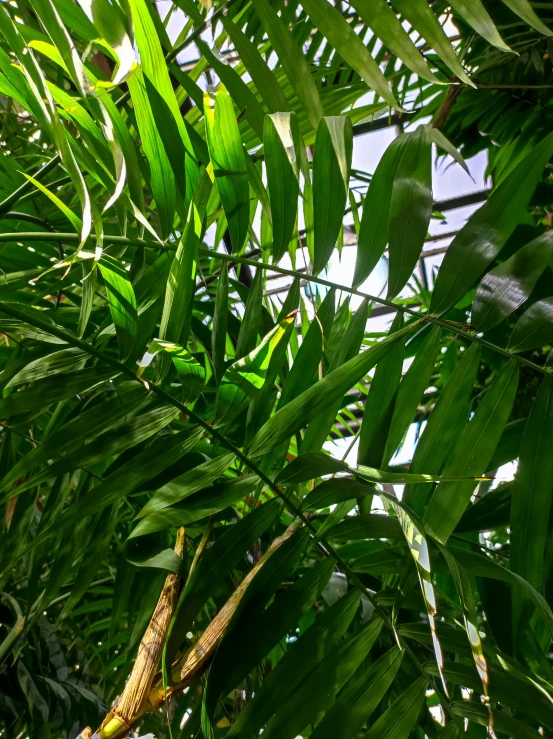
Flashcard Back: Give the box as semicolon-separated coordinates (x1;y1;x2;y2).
0;231;548;377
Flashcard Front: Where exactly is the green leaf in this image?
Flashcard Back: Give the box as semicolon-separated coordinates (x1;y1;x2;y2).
128;0;201;198
31;0;88;95
0;387;146;493
391;0;474;85
350;0;442;83
426;125;470;176
276;452;347;484
55;413;193;521
449;0;511;52
196;40;265;142
424;360;519;542
205;557;333;719
426;660;553;731
5;402;178;500
205;86;249;253
95;87;144;213
128;475;259;537
216;315;294;427
403;343;481;514
6;347;88;387
252;0;324;129
276;288;336;411
357;312;405;483
98;255;138;361
235;268;263;359
358;466;489;485
57;504;118;621
202;529;310;714
82;0;135;83
303;478;379;511
353;135;407;288
300;298;370;453
472;230;553;330
364;677;427;739
136;452;235;518
438;542;490;698
456;484;512;532
159;177;211;351
326;513;403;540
249;313;415;457
383;326;442;464
227;589;361;738
509;296;553;352
388;500;448;692
264;112;300;263
0;366;118;423
387;126;433;298
262;617;383;739
511;376;553;632
452;701;540;738
312;116;353;274
300;0;399;110
127;66;175;239
435;727;460;739
23;172;82;231
448;545;553;638
17;661;49;724
351;544;410;575
431;130;553;314
124;537;183;573
309;647;403;739
220;17;290;114
78;259;96;338
500;0;552;36
148;339;205;404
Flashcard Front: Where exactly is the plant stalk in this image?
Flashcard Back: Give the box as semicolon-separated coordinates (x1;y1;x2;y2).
0;233;548;377
95;525;298;739
95;528;186;738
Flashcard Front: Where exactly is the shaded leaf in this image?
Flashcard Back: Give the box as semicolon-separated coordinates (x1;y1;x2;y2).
353;134;407;288
264;112;300;263
431;130;553;313
205;87;249;253
312;116;353;274
364;677;427;739
136;452;235;518
424;360;519;542
227;589;361;738
387;126;433;298
509;296;553;352
301;0;399;110
98;255;138;360
472;230;553;330
403;343;481;514
252;0;324;129
310;647;403;739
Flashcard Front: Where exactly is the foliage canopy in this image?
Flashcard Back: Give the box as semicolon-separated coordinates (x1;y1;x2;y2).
2;1;553;738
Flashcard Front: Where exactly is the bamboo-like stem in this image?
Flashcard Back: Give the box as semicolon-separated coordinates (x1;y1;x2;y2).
96;528;186;738
0;233;548;377
0;593;25;665
95;525;297;739
145;525;297;711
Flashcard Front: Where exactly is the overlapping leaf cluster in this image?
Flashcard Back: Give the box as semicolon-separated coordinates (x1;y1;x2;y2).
1;1;553;738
